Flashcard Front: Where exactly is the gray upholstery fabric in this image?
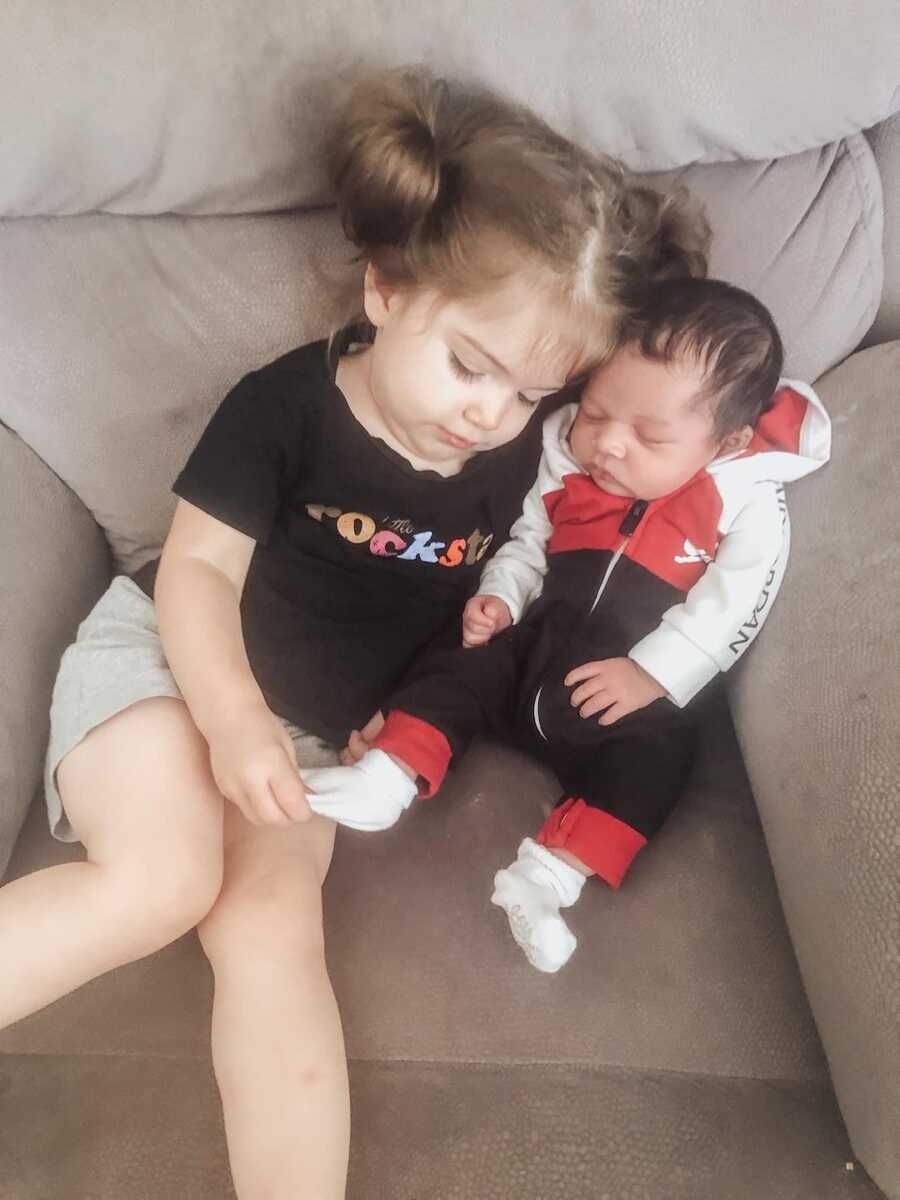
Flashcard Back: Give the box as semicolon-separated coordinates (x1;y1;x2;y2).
1;0;898;216
649;135;884;382
865;111;900;346
345;1063;884;1200
0;428;109;876
4;695;882;1198
0;138;882;572
730;341;900;1199
0;209;351;573
1;1054;234;1199
0;1054;886;1200
1;696;830;1085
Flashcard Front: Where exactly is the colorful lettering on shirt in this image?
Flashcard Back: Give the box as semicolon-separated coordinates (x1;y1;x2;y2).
473;533;494;562
370;530;408;557
336;512;376;543
438;538;466;567
398;532;446;563
304;502;493;569
306;503;341;524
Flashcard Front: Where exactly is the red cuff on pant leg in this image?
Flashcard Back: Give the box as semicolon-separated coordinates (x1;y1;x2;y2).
536;798;647;889
373;711;452;798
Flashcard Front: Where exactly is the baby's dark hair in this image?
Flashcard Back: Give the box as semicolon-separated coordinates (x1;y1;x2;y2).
620;277;784;437
326;68;711;371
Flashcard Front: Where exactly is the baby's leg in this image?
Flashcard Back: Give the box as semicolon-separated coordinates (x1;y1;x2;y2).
0;697;224;1030
305;633;523;831
493;704;699;973
197;805;348;1200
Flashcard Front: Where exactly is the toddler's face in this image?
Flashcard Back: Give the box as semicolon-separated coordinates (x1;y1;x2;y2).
361;273;576;472
570;345;731;501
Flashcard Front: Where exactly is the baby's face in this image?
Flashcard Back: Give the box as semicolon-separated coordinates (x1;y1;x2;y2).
570;345;726;501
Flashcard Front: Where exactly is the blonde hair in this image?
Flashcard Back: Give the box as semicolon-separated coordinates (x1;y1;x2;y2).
327;69;709;374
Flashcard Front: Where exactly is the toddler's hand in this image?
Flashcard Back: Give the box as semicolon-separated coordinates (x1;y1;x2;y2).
565;657;667;726
206;703;311;826
462;595;512;647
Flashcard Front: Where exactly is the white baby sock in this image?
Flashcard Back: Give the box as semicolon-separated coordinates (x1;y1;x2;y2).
491;838;585;973
301;749;418;832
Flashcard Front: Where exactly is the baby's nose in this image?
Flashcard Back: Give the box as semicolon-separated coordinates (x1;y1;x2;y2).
595;424;627;457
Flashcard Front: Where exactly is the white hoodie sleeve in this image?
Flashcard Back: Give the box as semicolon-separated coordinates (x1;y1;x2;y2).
476;470;554;622
628;481;789;707
475;403;577;622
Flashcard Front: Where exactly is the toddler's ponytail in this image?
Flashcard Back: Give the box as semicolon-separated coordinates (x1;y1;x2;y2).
611;179;711;301
329;70;451;251
327;68;605;280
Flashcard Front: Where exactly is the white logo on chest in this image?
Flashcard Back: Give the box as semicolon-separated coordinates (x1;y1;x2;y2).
674;538;713;565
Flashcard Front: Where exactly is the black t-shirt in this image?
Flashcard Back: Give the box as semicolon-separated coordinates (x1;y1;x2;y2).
134;340;548;744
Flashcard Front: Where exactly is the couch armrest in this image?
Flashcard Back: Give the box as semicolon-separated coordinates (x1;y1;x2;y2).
729;341;900;1198
864;109;900;348
0;426;109;879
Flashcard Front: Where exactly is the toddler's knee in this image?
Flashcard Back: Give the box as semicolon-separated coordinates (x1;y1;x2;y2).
111;852;223;955
197;873;325;970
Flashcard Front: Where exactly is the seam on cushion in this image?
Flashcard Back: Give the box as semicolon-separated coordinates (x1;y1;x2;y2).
843;132;885;336
0;421;109;549
754;143;839;282
652;116;900;172
346;1057;830;1085
0;1049;830;1085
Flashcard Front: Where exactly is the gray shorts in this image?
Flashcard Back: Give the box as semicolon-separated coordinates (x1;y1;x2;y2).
44;575;339;843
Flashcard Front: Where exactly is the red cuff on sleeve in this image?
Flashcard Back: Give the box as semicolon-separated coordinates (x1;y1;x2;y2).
536;798;647;889
374;711;453;798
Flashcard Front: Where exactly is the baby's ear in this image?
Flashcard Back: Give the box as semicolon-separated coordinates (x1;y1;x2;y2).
719;425;754;456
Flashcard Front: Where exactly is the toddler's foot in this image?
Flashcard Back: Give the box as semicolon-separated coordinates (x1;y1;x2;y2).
491;838;585;973
301;749;417;831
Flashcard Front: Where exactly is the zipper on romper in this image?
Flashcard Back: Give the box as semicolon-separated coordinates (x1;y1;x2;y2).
588;499;648;613
618;498;648;537
534;498;648;741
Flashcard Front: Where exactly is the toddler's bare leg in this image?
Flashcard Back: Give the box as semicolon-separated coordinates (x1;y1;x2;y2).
0;697;224;1030
197;804;349;1200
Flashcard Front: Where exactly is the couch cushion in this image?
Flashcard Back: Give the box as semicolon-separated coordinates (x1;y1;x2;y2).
649;135;884;382
2;693;875;1199
1;693;830;1086
0;208;349;573
730;340;900;1199
0;139;882;573
1;0;898;215
0;427;109;878
0;1053;886;1200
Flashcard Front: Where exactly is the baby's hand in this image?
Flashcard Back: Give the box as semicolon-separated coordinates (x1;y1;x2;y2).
206;703;311;826
565;657;667;726
462;595;512;647
341;710;385;766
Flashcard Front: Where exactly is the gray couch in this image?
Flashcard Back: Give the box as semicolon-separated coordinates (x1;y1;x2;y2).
2;4;898;1198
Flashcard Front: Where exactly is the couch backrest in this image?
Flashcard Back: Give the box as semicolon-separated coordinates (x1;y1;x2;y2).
1;0;898;217
0;1;897;573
